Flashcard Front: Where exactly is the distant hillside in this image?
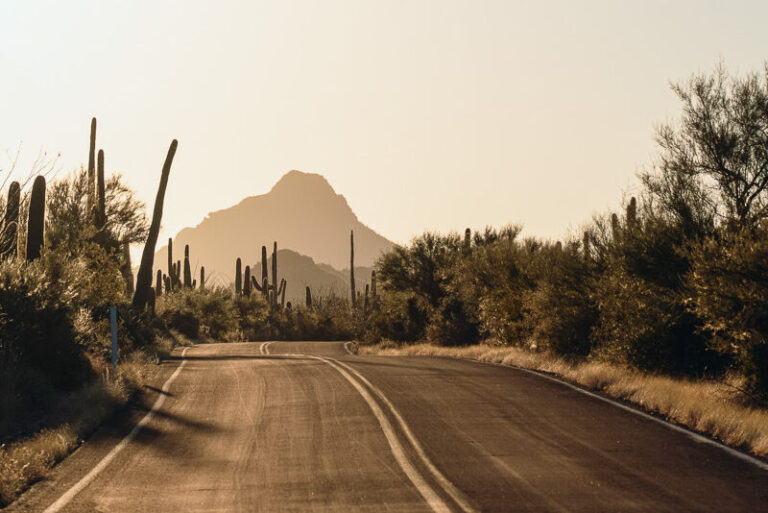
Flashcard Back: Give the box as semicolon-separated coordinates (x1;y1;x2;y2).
246;249;372;305
154;170;394;284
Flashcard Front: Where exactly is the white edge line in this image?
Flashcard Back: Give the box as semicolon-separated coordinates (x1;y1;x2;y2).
343;342;355;355
445;355;768;472
333;359;478;513
308;355;452;513
42;346;192;513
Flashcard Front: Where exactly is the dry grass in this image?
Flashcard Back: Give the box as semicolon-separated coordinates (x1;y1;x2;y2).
361;342;768;459
0;334;181;507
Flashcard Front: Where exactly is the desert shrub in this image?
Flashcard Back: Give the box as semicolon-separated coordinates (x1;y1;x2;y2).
590;205;719;376
363;290;427;343
299;293;356;340
233;293;269;340
158;289;203;338
687;228;768;393
524;241;597;356
0;259;94;436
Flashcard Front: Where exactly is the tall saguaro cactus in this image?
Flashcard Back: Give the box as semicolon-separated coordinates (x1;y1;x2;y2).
626;197;638;232
87;118;96;216
96;149;106;229
271;242;278;306
279;278;287;308
261;245;268;298
306;286;312;309
244;265;251;296
26;176;46;261
350;230;356;308
132;139;178;310
1;181;20;259
183;245;192;288
200;266;205;289
156;269;163;297
167;238;174;292
235;258;242;294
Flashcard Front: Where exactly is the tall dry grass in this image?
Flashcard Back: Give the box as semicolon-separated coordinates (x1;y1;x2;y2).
362;342;768;459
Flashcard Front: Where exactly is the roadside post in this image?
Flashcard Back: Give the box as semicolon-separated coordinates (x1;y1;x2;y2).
110;305;118;368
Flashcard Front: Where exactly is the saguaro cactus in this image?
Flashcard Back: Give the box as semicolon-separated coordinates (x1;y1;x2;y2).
261;246;268;281
132;139;178;310
278;278;287;308
277;278;286;308
350;230;356;308
200;266;205;289
244;265;251;296
183;245;192;288
167;238;174;292
364;284;370;314
1;181;20;259
611;213;620;242
156;269;163;297
88;118;96;215
464;228;471;251
626;197;637;232
271;242;278;306
235;257;242;295
306;286;312;309
26;176;46;261
96;149;106;229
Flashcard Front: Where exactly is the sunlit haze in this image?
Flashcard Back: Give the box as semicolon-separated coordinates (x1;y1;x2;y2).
2;1;767;247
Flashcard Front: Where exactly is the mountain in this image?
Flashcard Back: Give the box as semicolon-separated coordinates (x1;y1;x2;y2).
248;249;372;305
155;170;393;286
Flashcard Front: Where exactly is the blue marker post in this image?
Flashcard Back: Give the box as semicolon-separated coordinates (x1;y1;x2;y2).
110;305;118;368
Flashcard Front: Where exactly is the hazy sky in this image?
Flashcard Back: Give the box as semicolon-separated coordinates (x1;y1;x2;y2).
1;1;767;247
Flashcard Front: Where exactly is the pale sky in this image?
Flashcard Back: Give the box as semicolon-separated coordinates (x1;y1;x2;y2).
1;1;767;247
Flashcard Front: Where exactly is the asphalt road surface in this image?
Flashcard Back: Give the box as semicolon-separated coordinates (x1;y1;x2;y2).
7;341;768;512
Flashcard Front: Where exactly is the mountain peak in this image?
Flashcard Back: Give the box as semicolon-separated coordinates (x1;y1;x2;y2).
156;170;394;280
269;170;336;196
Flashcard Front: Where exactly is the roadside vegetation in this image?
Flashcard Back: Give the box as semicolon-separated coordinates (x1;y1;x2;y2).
0;124;182;506
361;65;768;399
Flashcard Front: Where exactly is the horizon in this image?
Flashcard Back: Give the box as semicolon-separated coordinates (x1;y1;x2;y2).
2;1;768;248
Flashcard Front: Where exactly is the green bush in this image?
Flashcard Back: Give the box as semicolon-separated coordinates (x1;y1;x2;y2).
687;228;768;392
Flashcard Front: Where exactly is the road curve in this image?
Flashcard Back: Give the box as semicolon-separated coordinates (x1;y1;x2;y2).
7;341;768;512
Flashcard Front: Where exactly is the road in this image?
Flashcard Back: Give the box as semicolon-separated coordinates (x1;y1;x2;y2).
7;341;768;512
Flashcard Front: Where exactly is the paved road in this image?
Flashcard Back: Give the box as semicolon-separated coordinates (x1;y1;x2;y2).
7;341;768;512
